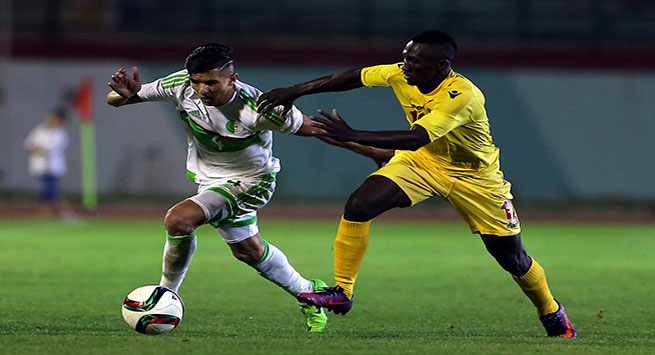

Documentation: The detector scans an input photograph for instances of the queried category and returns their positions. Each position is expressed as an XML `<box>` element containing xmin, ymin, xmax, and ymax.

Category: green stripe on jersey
<box><xmin>186</xmin><ymin>170</ymin><xmax>197</xmax><ymax>182</ymax></box>
<box><xmin>178</xmin><ymin>111</ymin><xmax>261</xmax><ymax>152</ymax></box>
<box><xmin>162</xmin><ymin>79</ymin><xmax>188</xmax><ymax>89</ymax></box>
<box><xmin>162</xmin><ymin>74</ymin><xmax>189</xmax><ymax>83</ymax></box>
<box><xmin>238</xmin><ymin>89</ymin><xmax>286</xmax><ymax>126</ymax></box>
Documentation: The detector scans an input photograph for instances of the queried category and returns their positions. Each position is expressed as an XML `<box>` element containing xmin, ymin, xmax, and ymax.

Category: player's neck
<box><xmin>212</xmin><ymin>87</ymin><xmax>237</xmax><ymax>106</ymax></box>
<box><xmin>417</xmin><ymin>69</ymin><xmax>451</xmax><ymax>94</ymax></box>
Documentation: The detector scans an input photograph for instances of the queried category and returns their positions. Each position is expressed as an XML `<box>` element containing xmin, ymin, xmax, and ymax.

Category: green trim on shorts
<box><xmin>207</xmin><ymin>186</ymin><xmax>237</xmax><ymax>218</ymax></box>
<box><xmin>166</xmin><ymin>231</ymin><xmax>197</xmax><ymax>245</ymax></box>
<box><xmin>249</xmin><ymin>240</ymin><xmax>270</xmax><ymax>266</ymax></box>
<box><xmin>234</xmin><ymin>173</ymin><xmax>277</xmax><ymax>203</ymax></box>
<box><xmin>210</xmin><ymin>215</ymin><xmax>257</xmax><ymax>229</ymax></box>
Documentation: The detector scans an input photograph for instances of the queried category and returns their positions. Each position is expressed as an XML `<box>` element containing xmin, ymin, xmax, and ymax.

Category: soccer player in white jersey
<box><xmin>106</xmin><ymin>43</ymin><xmax>328</xmax><ymax>332</ymax></box>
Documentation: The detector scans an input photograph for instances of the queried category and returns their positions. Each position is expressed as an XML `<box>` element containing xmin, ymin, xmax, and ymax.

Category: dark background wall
<box><xmin>1</xmin><ymin>0</ymin><xmax>654</xmax><ymax>204</ymax></box>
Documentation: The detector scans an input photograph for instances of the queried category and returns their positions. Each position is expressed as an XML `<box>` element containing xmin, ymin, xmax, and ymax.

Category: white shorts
<box><xmin>187</xmin><ymin>173</ymin><xmax>276</xmax><ymax>244</ymax></box>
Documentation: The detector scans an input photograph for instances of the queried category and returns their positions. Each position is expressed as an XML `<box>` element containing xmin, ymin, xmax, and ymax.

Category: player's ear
<box><xmin>230</xmin><ymin>73</ymin><xmax>239</xmax><ymax>84</ymax></box>
<box><xmin>437</xmin><ymin>59</ymin><xmax>450</xmax><ymax>70</ymax></box>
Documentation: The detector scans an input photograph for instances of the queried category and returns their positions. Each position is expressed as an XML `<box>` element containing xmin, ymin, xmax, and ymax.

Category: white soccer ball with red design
<box><xmin>121</xmin><ymin>285</ymin><xmax>184</xmax><ymax>335</ymax></box>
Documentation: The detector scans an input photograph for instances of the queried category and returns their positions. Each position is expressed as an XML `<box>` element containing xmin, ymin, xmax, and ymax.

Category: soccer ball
<box><xmin>121</xmin><ymin>285</ymin><xmax>184</xmax><ymax>335</ymax></box>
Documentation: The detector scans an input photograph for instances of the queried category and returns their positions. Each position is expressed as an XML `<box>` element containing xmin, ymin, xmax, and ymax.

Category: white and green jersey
<box><xmin>137</xmin><ymin>69</ymin><xmax>303</xmax><ymax>185</ymax></box>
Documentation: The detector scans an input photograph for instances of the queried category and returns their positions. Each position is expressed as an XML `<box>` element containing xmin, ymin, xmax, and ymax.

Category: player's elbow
<box><xmin>406</xmin><ymin>126</ymin><xmax>430</xmax><ymax>150</ymax></box>
<box><xmin>106</xmin><ymin>93</ymin><xmax>121</xmax><ymax>107</ymax></box>
<box><xmin>406</xmin><ymin>140</ymin><xmax>428</xmax><ymax>151</ymax></box>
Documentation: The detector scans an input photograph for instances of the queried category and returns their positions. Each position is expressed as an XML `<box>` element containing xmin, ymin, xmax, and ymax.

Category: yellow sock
<box><xmin>512</xmin><ymin>259</ymin><xmax>559</xmax><ymax>316</ymax></box>
<box><xmin>333</xmin><ymin>217</ymin><xmax>371</xmax><ymax>299</ymax></box>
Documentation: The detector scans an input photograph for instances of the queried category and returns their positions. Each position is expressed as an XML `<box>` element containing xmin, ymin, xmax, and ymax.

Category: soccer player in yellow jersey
<box><xmin>257</xmin><ymin>30</ymin><xmax>576</xmax><ymax>338</ymax></box>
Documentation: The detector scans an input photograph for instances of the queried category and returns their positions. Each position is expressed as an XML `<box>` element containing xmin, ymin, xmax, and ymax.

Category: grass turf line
<box><xmin>1</xmin><ymin>219</ymin><xmax>654</xmax><ymax>354</ymax></box>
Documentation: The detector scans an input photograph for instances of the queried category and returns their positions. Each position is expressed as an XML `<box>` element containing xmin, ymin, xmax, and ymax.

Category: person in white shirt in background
<box><xmin>24</xmin><ymin>108</ymin><xmax>70</xmax><ymax>218</ymax></box>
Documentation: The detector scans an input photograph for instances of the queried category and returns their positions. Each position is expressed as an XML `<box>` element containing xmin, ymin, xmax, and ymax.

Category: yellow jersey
<box><xmin>361</xmin><ymin>63</ymin><xmax>500</xmax><ymax>173</ymax></box>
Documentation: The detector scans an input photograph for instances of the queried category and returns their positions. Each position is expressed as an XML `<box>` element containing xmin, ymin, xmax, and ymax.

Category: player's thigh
<box><xmin>347</xmin><ymin>175</ymin><xmax>411</xmax><ymax>210</ymax></box>
<box><xmin>370</xmin><ymin>154</ymin><xmax>451</xmax><ymax>206</ymax></box>
<box><xmin>190</xmin><ymin>174</ymin><xmax>276</xmax><ymax>225</ymax></box>
<box><xmin>195</xmin><ymin>174</ymin><xmax>276</xmax><ymax>244</ymax></box>
<box><xmin>447</xmin><ymin>173</ymin><xmax>521</xmax><ymax>237</ymax></box>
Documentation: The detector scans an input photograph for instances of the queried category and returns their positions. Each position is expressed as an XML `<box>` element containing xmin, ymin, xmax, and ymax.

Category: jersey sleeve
<box><xmin>412</xmin><ymin>87</ymin><xmax>473</xmax><ymax>141</ymax></box>
<box><xmin>136</xmin><ymin>69</ymin><xmax>189</xmax><ymax>102</ymax></box>
<box><xmin>360</xmin><ymin>63</ymin><xmax>403</xmax><ymax>87</ymax></box>
<box><xmin>252</xmin><ymin>105</ymin><xmax>304</xmax><ymax>134</ymax></box>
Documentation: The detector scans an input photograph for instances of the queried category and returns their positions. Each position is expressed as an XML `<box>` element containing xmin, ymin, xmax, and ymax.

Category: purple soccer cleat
<box><xmin>539</xmin><ymin>300</ymin><xmax>577</xmax><ymax>338</ymax></box>
<box><xmin>297</xmin><ymin>285</ymin><xmax>353</xmax><ymax>315</ymax></box>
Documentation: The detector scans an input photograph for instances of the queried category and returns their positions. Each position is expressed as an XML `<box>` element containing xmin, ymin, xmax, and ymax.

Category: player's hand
<box><xmin>310</xmin><ymin>109</ymin><xmax>356</xmax><ymax>142</ymax></box>
<box><xmin>108</xmin><ymin>66</ymin><xmax>142</xmax><ymax>99</ymax></box>
<box><xmin>257</xmin><ymin>87</ymin><xmax>297</xmax><ymax>117</ymax></box>
<box><xmin>316</xmin><ymin>135</ymin><xmax>391</xmax><ymax>168</ymax></box>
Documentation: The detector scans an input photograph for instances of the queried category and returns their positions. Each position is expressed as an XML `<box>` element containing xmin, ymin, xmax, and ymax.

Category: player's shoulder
<box><xmin>384</xmin><ymin>62</ymin><xmax>405</xmax><ymax>76</ymax></box>
<box><xmin>363</xmin><ymin>62</ymin><xmax>404</xmax><ymax>77</ymax></box>
<box><xmin>158</xmin><ymin>69</ymin><xmax>190</xmax><ymax>93</ymax></box>
<box><xmin>447</xmin><ymin>71</ymin><xmax>475</xmax><ymax>91</ymax></box>
<box><xmin>235</xmin><ymin>80</ymin><xmax>263</xmax><ymax>102</ymax></box>
<box><xmin>160</xmin><ymin>69</ymin><xmax>189</xmax><ymax>82</ymax></box>
<box><xmin>440</xmin><ymin>71</ymin><xmax>481</xmax><ymax>99</ymax></box>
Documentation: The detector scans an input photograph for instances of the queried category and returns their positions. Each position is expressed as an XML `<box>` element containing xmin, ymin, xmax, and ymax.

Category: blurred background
<box><xmin>1</xmin><ymin>0</ymin><xmax>654</xmax><ymax>218</ymax></box>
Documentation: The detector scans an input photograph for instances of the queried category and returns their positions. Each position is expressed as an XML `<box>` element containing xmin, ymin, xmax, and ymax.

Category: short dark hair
<box><xmin>410</xmin><ymin>30</ymin><xmax>458</xmax><ymax>61</ymax></box>
<box><xmin>185</xmin><ymin>43</ymin><xmax>234</xmax><ymax>74</ymax></box>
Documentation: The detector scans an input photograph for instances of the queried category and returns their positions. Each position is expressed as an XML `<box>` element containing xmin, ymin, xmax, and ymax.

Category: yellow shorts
<box><xmin>371</xmin><ymin>151</ymin><xmax>521</xmax><ymax>236</ymax></box>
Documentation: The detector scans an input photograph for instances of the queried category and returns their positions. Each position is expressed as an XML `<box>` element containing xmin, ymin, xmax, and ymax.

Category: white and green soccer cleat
<box><xmin>298</xmin><ymin>279</ymin><xmax>329</xmax><ymax>333</ymax></box>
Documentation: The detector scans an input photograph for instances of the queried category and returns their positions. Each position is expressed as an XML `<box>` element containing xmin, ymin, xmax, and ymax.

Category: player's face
<box><xmin>189</xmin><ymin>68</ymin><xmax>238</xmax><ymax>106</ymax></box>
<box><xmin>401</xmin><ymin>41</ymin><xmax>446</xmax><ymax>88</ymax></box>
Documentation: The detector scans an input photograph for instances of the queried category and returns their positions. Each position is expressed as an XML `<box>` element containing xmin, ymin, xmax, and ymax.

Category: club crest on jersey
<box><xmin>502</xmin><ymin>200</ymin><xmax>520</xmax><ymax>229</ymax></box>
<box><xmin>188</xmin><ymin>110</ymin><xmax>202</xmax><ymax>118</ymax></box>
<box><xmin>226</xmin><ymin>121</ymin><xmax>244</xmax><ymax>134</ymax></box>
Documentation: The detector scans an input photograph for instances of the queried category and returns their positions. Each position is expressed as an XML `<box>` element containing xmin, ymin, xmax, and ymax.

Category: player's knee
<box><xmin>164</xmin><ymin>209</ymin><xmax>196</xmax><ymax>236</ymax></box>
<box><xmin>497</xmin><ymin>252</ymin><xmax>531</xmax><ymax>276</ymax></box>
<box><xmin>344</xmin><ymin>193</ymin><xmax>374</xmax><ymax>221</ymax></box>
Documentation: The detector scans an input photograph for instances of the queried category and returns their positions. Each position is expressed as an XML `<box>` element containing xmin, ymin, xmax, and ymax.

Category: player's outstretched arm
<box><xmin>311</xmin><ymin>109</ymin><xmax>430</xmax><ymax>151</ymax></box>
<box><xmin>317</xmin><ymin>136</ymin><xmax>394</xmax><ymax>168</ymax></box>
<box><xmin>295</xmin><ymin>114</ymin><xmax>392</xmax><ymax>167</ymax></box>
<box><xmin>107</xmin><ymin>67</ymin><xmax>144</xmax><ymax>107</ymax></box>
<box><xmin>257</xmin><ymin>68</ymin><xmax>364</xmax><ymax>116</ymax></box>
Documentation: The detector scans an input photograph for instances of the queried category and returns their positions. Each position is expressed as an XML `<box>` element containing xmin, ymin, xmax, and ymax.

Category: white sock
<box><xmin>159</xmin><ymin>233</ymin><xmax>197</xmax><ymax>293</ymax></box>
<box><xmin>251</xmin><ymin>241</ymin><xmax>313</xmax><ymax>296</ymax></box>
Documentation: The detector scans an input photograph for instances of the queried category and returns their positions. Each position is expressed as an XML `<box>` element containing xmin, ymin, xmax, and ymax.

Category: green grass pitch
<box><xmin>1</xmin><ymin>218</ymin><xmax>654</xmax><ymax>354</ymax></box>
